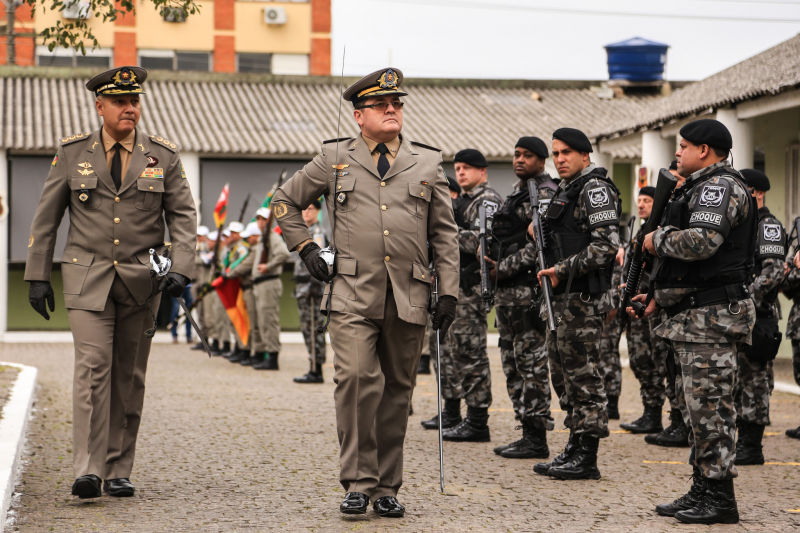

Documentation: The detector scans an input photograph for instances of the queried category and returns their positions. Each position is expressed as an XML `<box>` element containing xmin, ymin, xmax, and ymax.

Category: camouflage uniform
<box><xmin>543</xmin><ymin>164</ymin><xmax>620</xmax><ymax>438</ymax></box>
<box><xmin>430</xmin><ymin>317</ymin><xmax>461</xmax><ymax>399</ymax></box>
<box><xmin>734</xmin><ymin>207</ymin><xmax>785</xmax><ymax>426</ymax></box>
<box><xmin>783</xmin><ymin>266</ymin><xmax>800</xmax><ymax>384</ymax></box>
<box><xmin>493</xmin><ymin>174</ymin><xmax>557</xmax><ymax>429</ymax></box>
<box><xmin>651</xmin><ymin>162</ymin><xmax>756</xmax><ymax>480</ymax></box>
<box><xmin>597</xmin><ymin>263</ymin><xmax>623</xmax><ymax>402</ymax></box>
<box><xmin>450</xmin><ymin>182</ymin><xmax>502</xmax><ymax>409</ymax></box>
<box><xmin>293</xmin><ymin>222</ymin><xmax>327</xmax><ymax>367</ymax></box>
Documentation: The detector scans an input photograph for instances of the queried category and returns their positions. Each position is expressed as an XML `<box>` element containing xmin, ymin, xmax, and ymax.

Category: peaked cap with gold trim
<box><xmin>86</xmin><ymin>66</ymin><xmax>147</xmax><ymax>96</ymax></box>
<box><xmin>343</xmin><ymin>67</ymin><xmax>407</xmax><ymax>104</ymax></box>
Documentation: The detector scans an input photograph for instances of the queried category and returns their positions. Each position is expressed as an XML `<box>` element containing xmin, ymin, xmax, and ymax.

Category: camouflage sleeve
<box><xmin>459</xmin><ymin>228</ymin><xmax>480</xmax><ymax>256</ymax></box>
<box><xmin>554</xmin><ymin>224</ymin><xmax>619</xmax><ymax>280</ymax></box>
<box><xmin>652</xmin><ymin>225</ymin><xmax>725</xmax><ymax>261</ymax></box>
<box><xmin>749</xmin><ymin>257</ymin><xmax>785</xmax><ymax>308</ymax></box>
<box><xmin>781</xmin><ymin>266</ymin><xmax>800</xmax><ymax>298</ymax></box>
<box><xmin>497</xmin><ymin>241</ymin><xmax>537</xmax><ymax>279</ymax></box>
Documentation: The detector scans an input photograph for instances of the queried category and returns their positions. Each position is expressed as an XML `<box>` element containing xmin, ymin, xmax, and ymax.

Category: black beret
<box><xmin>669</xmin><ymin>159</ymin><xmax>678</xmax><ymax>171</ymax></box>
<box><xmin>446</xmin><ymin>175</ymin><xmax>461</xmax><ymax>194</ymax></box>
<box><xmin>343</xmin><ymin>67</ymin><xmax>407</xmax><ymax>104</ymax></box>
<box><xmin>739</xmin><ymin>169</ymin><xmax>770</xmax><ymax>191</ymax></box>
<box><xmin>679</xmin><ymin>119</ymin><xmax>732</xmax><ymax>151</ymax></box>
<box><xmin>86</xmin><ymin>66</ymin><xmax>147</xmax><ymax>96</ymax></box>
<box><xmin>638</xmin><ymin>186</ymin><xmax>656</xmax><ymax>198</ymax></box>
<box><xmin>453</xmin><ymin>148</ymin><xmax>488</xmax><ymax>168</ymax></box>
<box><xmin>515</xmin><ymin>136</ymin><xmax>548</xmax><ymax>159</ymax></box>
<box><xmin>552</xmin><ymin>127</ymin><xmax>593</xmax><ymax>153</ymax></box>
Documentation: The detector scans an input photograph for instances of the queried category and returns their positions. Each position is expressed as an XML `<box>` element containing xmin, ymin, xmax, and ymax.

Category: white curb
<box><xmin>0</xmin><ymin>363</ymin><xmax>37</xmax><ymax>529</ymax></box>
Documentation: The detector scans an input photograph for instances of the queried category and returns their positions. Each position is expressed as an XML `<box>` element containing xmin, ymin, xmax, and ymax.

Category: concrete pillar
<box><xmin>641</xmin><ymin>130</ymin><xmax>675</xmax><ymax>185</ymax></box>
<box><xmin>0</xmin><ymin>149</ymin><xmax>8</xmax><ymax>336</ymax></box>
<box><xmin>181</xmin><ymin>152</ymin><xmax>201</xmax><ymax>225</ymax></box>
<box><xmin>715</xmin><ymin>108</ymin><xmax>754</xmax><ymax>169</ymax></box>
<box><xmin>591</xmin><ymin>144</ymin><xmax>612</xmax><ymax>171</ymax></box>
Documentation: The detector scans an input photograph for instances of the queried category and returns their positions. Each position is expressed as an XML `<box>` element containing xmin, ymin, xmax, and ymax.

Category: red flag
<box><xmin>211</xmin><ymin>275</ymin><xmax>250</xmax><ymax>346</ymax></box>
<box><xmin>214</xmin><ymin>183</ymin><xmax>230</xmax><ymax>228</ymax></box>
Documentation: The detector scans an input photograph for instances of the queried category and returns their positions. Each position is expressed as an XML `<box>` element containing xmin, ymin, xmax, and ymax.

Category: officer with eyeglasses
<box><xmin>271</xmin><ymin>68</ymin><xmax>459</xmax><ymax>518</ymax></box>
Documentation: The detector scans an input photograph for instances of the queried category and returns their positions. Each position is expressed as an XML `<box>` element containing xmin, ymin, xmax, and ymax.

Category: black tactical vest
<box><xmin>654</xmin><ymin>170</ymin><xmax>756</xmax><ymax>289</ymax></box>
<box><xmin>751</xmin><ymin>206</ymin><xmax>786</xmax><ymax>311</ymax></box>
<box><xmin>543</xmin><ymin>169</ymin><xmax>620</xmax><ymax>295</ymax></box>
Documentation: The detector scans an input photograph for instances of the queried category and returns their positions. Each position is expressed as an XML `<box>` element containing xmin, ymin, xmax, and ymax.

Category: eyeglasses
<box><xmin>357</xmin><ymin>100</ymin><xmax>405</xmax><ymax>111</ymax></box>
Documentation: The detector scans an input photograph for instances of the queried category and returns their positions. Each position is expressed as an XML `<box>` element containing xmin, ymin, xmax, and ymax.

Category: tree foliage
<box><xmin>22</xmin><ymin>0</ymin><xmax>201</xmax><ymax>54</ymax></box>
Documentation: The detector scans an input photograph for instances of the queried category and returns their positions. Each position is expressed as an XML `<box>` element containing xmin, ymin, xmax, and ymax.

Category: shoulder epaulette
<box><xmin>323</xmin><ymin>137</ymin><xmax>353</xmax><ymax>145</ymax></box>
<box><xmin>410</xmin><ymin>140</ymin><xmax>441</xmax><ymax>152</ymax></box>
<box><xmin>60</xmin><ymin>133</ymin><xmax>90</xmax><ymax>146</ymax></box>
<box><xmin>150</xmin><ymin>135</ymin><xmax>178</xmax><ymax>152</ymax></box>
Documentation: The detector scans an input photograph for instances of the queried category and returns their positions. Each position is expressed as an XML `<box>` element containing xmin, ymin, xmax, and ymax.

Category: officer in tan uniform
<box><xmin>25</xmin><ymin>66</ymin><xmax>197</xmax><ymax>499</ymax></box>
<box><xmin>272</xmin><ymin>68</ymin><xmax>459</xmax><ymax>518</ymax></box>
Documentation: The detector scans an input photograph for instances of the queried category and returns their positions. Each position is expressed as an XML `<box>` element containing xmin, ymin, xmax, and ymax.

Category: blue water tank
<box><xmin>605</xmin><ymin>37</ymin><xmax>669</xmax><ymax>82</ymax></box>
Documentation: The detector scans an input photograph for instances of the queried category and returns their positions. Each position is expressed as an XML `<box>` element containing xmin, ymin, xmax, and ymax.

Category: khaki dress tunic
<box><xmin>272</xmin><ymin>134</ymin><xmax>459</xmax><ymax>499</ymax></box>
<box><xmin>25</xmin><ymin>128</ymin><xmax>197</xmax><ymax>479</ymax></box>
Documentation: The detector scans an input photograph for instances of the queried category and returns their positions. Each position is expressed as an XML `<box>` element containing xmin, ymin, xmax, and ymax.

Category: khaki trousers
<box><xmin>330</xmin><ymin>290</ymin><xmax>425</xmax><ymax>499</ymax></box>
<box><xmin>253</xmin><ymin>278</ymin><xmax>282</xmax><ymax>353</ymax></box>
<box><xmin>67</xmin><ymin>276</ymin><xmax>159</xmax><ymax>479</ymax></box>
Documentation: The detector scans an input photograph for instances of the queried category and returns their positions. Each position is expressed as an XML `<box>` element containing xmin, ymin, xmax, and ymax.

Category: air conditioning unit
<box><xmin>62</xmin><ymin>0</ymin><xmax>91</xmax><ymax>20</ymax></box>
<box><xmin>162</xmin><ymin>7</ymin><xmax>188</xmax><ymax>23</ymax></box>
<box><xmin>264</xmin><ymin>6</ymin><xmax>287</xmax><ymax>25</ymax></box>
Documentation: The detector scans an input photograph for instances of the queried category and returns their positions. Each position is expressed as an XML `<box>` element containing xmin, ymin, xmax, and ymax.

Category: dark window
<box><xmin>37</xmin><ymin>54</ymin><xmax>109</xmax><ymax>68</ymax></box>
<box><xmin>140</xmin><ymin>55</ymin><xmax>174</xmax><ymax>71</ymax></box>
<box><xmin>75</xmin><ymin>55</ymin><xmax>111</xmax><ymax>68</ymax></box>
<box><xmin>176</xmin><ymin>52</ymin><xmax>210</xmax><ymax>71</ymax></box>
<box><xmin>237</xmin><ymin>53</ymin><xmax>272</xmax><ymax>73</ymax></box>
<box><xmin>37</xmin><ymin>55</ymin><xmax>73</xmax><ymax>67</ymax></box>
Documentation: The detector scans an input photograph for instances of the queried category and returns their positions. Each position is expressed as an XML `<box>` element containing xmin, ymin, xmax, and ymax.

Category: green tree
<box><xmin>23</xmin><ymin>0</ymin><xmax>201</xmax><ymax>54</ymax></box>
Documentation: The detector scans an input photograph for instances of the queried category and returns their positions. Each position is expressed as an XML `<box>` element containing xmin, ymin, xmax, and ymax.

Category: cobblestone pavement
<box><xmin>3</xmin><ymin>341</ymin><xmax>800</xmax><ymax>532</ymax></box>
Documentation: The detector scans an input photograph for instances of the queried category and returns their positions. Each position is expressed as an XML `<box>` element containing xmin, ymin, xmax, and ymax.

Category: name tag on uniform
<box><xmin>140</xmin><ymin>167</ymin><xmax>164</xmax><ymax>179</ymax></box>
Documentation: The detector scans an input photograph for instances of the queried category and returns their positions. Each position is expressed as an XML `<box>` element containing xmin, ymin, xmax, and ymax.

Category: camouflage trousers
<box><xmin>793</xmin><ymin>340</ymin><xmax>800</xmax><ymax>386</ymax></box>
<box><xmin>627</xmin><ymin>315</ymin><xmax>668</xmax><ymax>409</ymax></box>
<box><xmin>297</xmin><ymin>291</ymin><xmax>326</xmax><ymax>366</ymax></box>
<box><xmin>449</xmin><ymin>297</ymin><xmax>491</xmax><ymax>408</ymax></box>
<box><xmin>734</xmin><ymin>352</ymin><xmax>773</xmax><ymax>425</ymax></box>
<box><xmin>496</xmin><ymin>305</ymin><xmax>553</xmax><ymax>430</ymax></box>
<box><xmin>430</xmin><ymin>319</ymin><xmax>462</xmax><ymax>401</ymax></box>
<box><xmin>671</xmin><ymin>339</ymin><xmax>738</xmax><ymax>480</ymax></box>
<box><xmin>598</xmin><ymin>311</ymin><xmax>623</xmax><ymax>398</ymax></box>
<box><xmin>547</xmin><ymin>313</ymin><xmax>609</xmax><ymax>438</ymax></box>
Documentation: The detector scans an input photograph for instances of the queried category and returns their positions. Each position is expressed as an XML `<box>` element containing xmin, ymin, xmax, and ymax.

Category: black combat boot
<box><xmin>442</xmin><ymin>406</ymin><xmax>490</xmax><ymax>442</ymax></box>
<box><xmin>534</xmin><ymin>431</ymin><xmax>577</xmax><ymax>475</ymax></box>
<box><xmin>227</xmin><ymin>348</ymin><xmax>249</xmax><ymax>363</ymax></box>
<box><xmin>734</xmin><ymin>421</ymin><xmax>765</xmax><ymax>465</ymax></box>
<box><xmin>499</xmin><ymin>419</ymin><xmax>549</xmax><ymax>459</ymax></box>
<box><xmin>674</xmin><ymin>478</ymin><xmax>739</xmax><ymax>524</ymax></box>
<box><xmin>645</xmin><ymin>408</ymin><xmax>690</xmax><ymax>447</ymax></box>
<box><xmin>606</xmin><ymin>396</ymin><xmax>620</xmax><ymax>420</ymax></box>
<box><xmin>254</xmin><ymin>351</ymin><xmax>279</xmax><ymax>370</ymax></box>
<box><xmin>786</xmin><ymin>425</ymin><xmax>800</xmax><ymax>439</ymax></box>
<box><xmin>655</xmin><ymin>466</ymin><xmax>705</xmax><ymax>516</ymax></box>
<box><xmin>220</xmin><ymin>341</ymin><xmax>234</xmax><ymax>358</ymax></box>
<box><xmin>421</xmin><ymin>399</ymin><xmax>462</xmax><ymax>430</ymax></box>
<box><xmin>294</xmin><ymin>365</ymin><xmax>323</xmax><ymax>383</ymax></box>
<box><xmin>209</xmin><ymin>339</ymin><xmax>222</xmax><ymax>355</ymax></box>
<box><xmin>417</xmin><ymin>355</ymin><xmax>431</xmax><ymax>375</ymax></box>
<box><xmin>621</xmin><ymin>405</ymin><xmax>663</xmax><ymax>434</ymax></box>
<box><xmin>547</xmin><ymin>434</ymin><xmax>601</xmax><ymax>480</ymax></box>
<box><xmin>190</xmin><ymin>342</ymin><xmax>206</xmax><ymax>351</ymax></box>
<box><xmin>493</xmin><ymin>425</ymin><xmax>525</xmax><ymax>455</ymax></box>
<box><xmin>239</xmin><ymin>353</ymin><xmax>257</xmax><ymax>366</ymax></box>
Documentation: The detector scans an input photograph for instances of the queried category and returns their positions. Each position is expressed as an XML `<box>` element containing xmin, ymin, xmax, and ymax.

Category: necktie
<box><xmin>111</xmin><ymin>143</ymin><xmax>122</xmax><ymax>190</ymax></box>
<box><xmin>376</xmin><ymin>143</ymin><xmax>390</xmax><ymax>178</ymax></box>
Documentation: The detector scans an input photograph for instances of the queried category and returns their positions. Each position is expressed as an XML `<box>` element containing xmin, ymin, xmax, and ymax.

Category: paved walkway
<box><xmin>3</xmin><ymin>341</ymin><xmax>800</xmax><ymax>532</ymax></box>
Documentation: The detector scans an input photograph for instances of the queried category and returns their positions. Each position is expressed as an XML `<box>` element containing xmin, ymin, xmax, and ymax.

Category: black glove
<box><xmin>159</xmin><ymin>272</ymin><xmax>190</xmax><ymax>298</ymax></box>
<box><xmin>299</xmin><ymin>242</ymin><xmax>333</xmax><ymax>283</ymax></box>
<box><xmin>432</xmin><ymin>295</ymin><xmax>457</xmax><ymax>335</ymax></box>
<box><xmin>29</xmin><ymin>281</ymin><xmax>55</xmax><ymax>320</ymax></box>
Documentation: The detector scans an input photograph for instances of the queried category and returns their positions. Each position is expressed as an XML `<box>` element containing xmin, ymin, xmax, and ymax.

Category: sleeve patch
<box><xmin>689</xmin><ymin>180</ymin><xmax>731</xmax><ymax>234</ymax></box>
<box><xmin>758</xmin><ymin>221</ymin><xmax>786</xmax><ymax>258</ymax></box>
<box><xmin>583</xmin><ymin>183</ymin><xmax>618</xmax><ymax>228</ymax></box>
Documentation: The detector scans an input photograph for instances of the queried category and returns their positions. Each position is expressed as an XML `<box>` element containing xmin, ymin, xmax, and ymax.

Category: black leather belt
<box><xmin>665</xmin><ymin>284</ymin><xmax>749</xmax><ymax>318</ymax></box>
<box><xmin>252</xmin><ymin>274</ymin><xmax>280</xmax><ymax>286</ymax></box>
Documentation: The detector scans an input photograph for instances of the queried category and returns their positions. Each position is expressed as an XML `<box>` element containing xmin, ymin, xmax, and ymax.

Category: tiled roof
<box><xmin>597</xmin><ymin>34</ymin><xmax>800</xmax><ymax>139</ymax></box>
<box><xmin>0</xmin><ymin>67</ymin><xmax>657</xmax><ymax>160</ymax></box>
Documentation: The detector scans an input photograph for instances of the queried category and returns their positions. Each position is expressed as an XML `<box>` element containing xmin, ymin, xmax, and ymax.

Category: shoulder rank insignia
<box><xmin>410</xmin><ymin>140</ymin><xmax>441</xmax><ymax>152</ymax></box>
<box><xmin>150</xmin><ymin>135</ymin><xmax>178</xmax><ymax>152</ymax></box>
<box><xmin>323</xmin><ymin>137</ymin><xmax>354</xmax><ymax>145</ymax></box>
<box><xmin>61</xmin><ymin>132</ymin><xmax>90</xmax><ymax>146</ymax></box>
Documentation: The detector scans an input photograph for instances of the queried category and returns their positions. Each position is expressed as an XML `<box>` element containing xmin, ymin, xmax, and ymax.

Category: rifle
<box><xmin>527</xmin><ymin>180</ymin><xmax>557</xmax><ymax>333</ymax></box>
<box><xmin>625</xmin><ymin>214</ymin><xmax>637</xmax><ymax>246</ymax></box>
<box><xmin>259</xmin><ymin>169</ymin><xmax>287</xmax><ymax>265</ymax></box>
<box><xmin>237</xmin><ymin>193</ymin><xmax>252</xmax><ymax>224</ymax></box>
<box><xmin>622</xmin><ymin>168</ymin><xmax>678</xmax><ymax>317</ymax></box>
<box><xmin>787</xmin><ymin>216</ymin><xmax>800</xmax><ymax>259</ymax></box>
<box><xmin>478</xmin><ymin>201</ymin><xmax>496</xmax><ymax>313</ymax></box>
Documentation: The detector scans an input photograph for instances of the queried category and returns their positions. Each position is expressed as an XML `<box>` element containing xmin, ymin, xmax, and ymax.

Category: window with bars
<box><xmin>237</xmin><ymin>53</ymin><xmax>272</xmax><ymax>73</ymax></box>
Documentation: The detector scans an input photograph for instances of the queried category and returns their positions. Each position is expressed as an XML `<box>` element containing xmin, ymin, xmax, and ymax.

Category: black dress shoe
<box><xmin>340</xmin><ymin>492</ymin><xmax>369</xmax><ymax>514</ymax></box>
<box><xmin>71</xmin><ymin>474</ymin><xmax>102</xmax><ymax>499</ymax></box>
<box><xmin>103</xmin><ymin>477</ymin><xmax>135</xmax><ymax>497</ymax></box>
<box><xmin>294</xmin><ymin>370</ymin><xmax>323</xmax><ymax>383</ymax></box>
<box><xmin>373</xmin><ymin>495</ymin><xmax>405</xmax><ymax>517</ymax></box>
